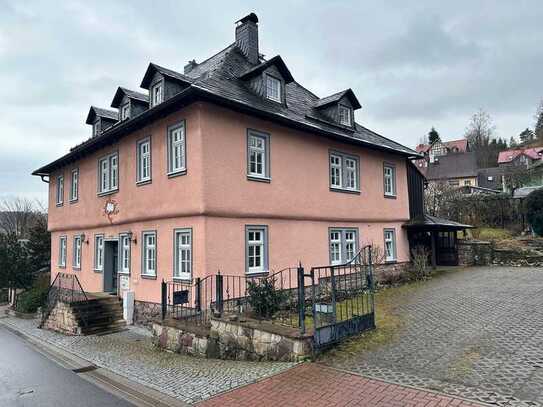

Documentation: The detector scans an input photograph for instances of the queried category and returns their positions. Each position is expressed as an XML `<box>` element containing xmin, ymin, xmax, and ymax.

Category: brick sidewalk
<box><xmin>200</xmin><ymin>364</ymin><xmax>483</xmax><ymax>407</ymax></box>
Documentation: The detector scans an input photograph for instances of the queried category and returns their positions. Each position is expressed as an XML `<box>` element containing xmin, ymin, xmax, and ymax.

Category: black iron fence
<box><xmin>40</xmin><ymin>272</ymin><xmax>89</xmax><ymax>328</ymax></box>
<box><xmin>162</xmin><ymin>245</ymin><xmax>375</xmax><ymax>351</ymax></box>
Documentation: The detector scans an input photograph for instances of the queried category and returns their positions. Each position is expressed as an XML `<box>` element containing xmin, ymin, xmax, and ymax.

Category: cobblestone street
<box><xmin>322</xmin><ymin>266</ymin><xmax>543</xmax><ymax>407</ymax></box>
<box><xmin>0</xmin><ymin>317</ymin><xmax>295</xmax><ymax>404</ymax></box>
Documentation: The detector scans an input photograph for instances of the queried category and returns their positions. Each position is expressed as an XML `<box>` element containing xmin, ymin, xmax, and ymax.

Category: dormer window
<box><xmin>266</xmin><ymin>75</ymin><xmax>281</xmax><ymax>103</ymax></box>
<box><xmin>151</xmin><ymin>82</ymin><xmax>163</xmax><ymax>107</ymax></box>
<box><xmin>338</xmin><ymin>104</ymin><xmax>352</xmax><ymax>126</ymax></box>
<box><xmin>121</xmin><ymin>104</ymin><xmax>130</xmax><ymax>120</ymax></box>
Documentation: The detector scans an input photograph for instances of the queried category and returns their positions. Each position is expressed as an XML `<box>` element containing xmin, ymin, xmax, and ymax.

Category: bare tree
<box><xmin>0</xmin><ymin>197</ymin><xmax>43</xmax><ymax>238</ymax></box>
<box><xmin>464</xmin><ymin>109</ymin><xmax>498</xmax><ymax>168</ymax></box>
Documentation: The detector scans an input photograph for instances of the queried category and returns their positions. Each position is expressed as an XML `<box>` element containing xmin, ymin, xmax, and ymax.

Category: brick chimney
<box><xmin>235</xmin><ymin>13</ymin><xmax>259</xmax><ymax>64</ymax></box>
<box><xmin>184</xmin><ymin>59</ymin><xmax>197</xmax><ymax>74</ymax></box>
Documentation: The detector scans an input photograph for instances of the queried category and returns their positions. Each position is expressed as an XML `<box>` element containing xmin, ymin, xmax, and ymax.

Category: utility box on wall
<box><xmin>123</xmin><ymin>291</ymin><xmax>135</xmax><ymax>324</ymax></box>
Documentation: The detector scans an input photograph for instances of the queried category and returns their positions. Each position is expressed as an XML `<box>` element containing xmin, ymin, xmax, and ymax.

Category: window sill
<box><xmin>136</xmin><ymin>179</ymin><xmax>152</xmax><ymax>187</ymax></box>
<box><xmin>384</xmin><ymin>194</ymin><xmax>397</xmax><ymax>199</ymax></box>
<box><xmin>141</xmin><ymin>274</ymin><xmax>157</xmax><ymax>280</ymax></box>
<box><xmin>384</xmin><ymin>260</ymin><xmax>397</xmax><ymax>264</ymax></box>
<box><xmin>58</xmin><ymin>265</ymin><xmax>66</xmax><ymax>269</ymax></box>
<box><xmin>245</xmin><ymin>270</ymin><xmax>269</xmax><ymax>277</ymax></box>
<box><xmin>56</xmin><ymin>203</ymin><xmax>64</xmax><ymax>207</ymax></box>
<box><xmin>73</xmin><ymin>267</ymin><xmax>81</xmax><ymax>271</ymax></box>
<box><xmin>97</xmin><ymin>189</ymin><xmax>118</xmax><ymax>197</ymax></box>
<box><xmin>69</xmin><ymin>198</ymin><xmax>78</xmax><ymax>204</ymax></box>
<box><xmin>330</xmin><ymin>187</ymin><xmax>360</xmax><ymax>195</ymax></box>
<box><xmin>247</xmin><ymin>175</ymin><xmax>271</xmax><ymax>183</ymax></box>
<box><xmin>168</xmin><ymin>169</ymin><xmax>187</xmax><ymax>179</ymax></box>
<box><xmin>93</xmin><ymin>269</ymin><xmax>103</xmax><ymax>273</ymax></box>
<box><xmin>118</xmin><ymin>271</ymin><xmax>130</xmax><ymax>276</ymax></box>
<box><xmin>173</xmin><ymin>277</ymin><xmax>192</xmax><ymax>283</ymax></box>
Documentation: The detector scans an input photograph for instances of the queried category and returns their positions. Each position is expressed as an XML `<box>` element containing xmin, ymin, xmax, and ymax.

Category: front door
<box><xmin>103</xmin><ymin>240</ymin><xmax>119</xmax><ymax>293</ymax></box>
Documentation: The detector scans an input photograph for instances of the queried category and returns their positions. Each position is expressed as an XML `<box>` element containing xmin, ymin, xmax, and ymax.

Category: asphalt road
<box><xmin>0</xmin><ymin>325</ymin><xmax>133</xmax><ymax>407</ymax></box>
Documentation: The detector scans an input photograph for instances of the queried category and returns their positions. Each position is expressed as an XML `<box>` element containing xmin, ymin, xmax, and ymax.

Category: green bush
<box><xmin>246</xmin><ymin>278</ymin><xmax>286</xmax><ymax>319</ymax></box>
<box><xmin>16</xmin><ymin>284</ymin><xmax>49</xmax><ymax>314</ymax></box>
<box><xmin>526</xmin><ymin>189</ymin><xmax>543</xmax><ymax>236</ymax></box>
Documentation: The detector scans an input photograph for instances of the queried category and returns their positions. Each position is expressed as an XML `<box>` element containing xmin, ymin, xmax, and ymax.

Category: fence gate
<box><xmin>309</xmin><ymin>245</ymin><xmax>375</xmax><ymax>351</ymax></box>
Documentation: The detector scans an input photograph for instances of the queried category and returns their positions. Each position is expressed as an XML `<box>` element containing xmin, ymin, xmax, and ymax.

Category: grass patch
<box><xmin>461</xmin><ymin>227</ymin><xmax>513</xmax><ymax>241</ymax></box>
<box><xmin>447</xmin><ymin>347</ymin><xmax>480</xmax><ymax>381</ymax></box>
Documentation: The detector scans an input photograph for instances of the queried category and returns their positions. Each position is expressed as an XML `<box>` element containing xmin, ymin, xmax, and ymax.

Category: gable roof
<box><xmin>85</xmin><ymin>106</ymin><xmax>118</xmax><ymax>125</ymax></box>
<box><xmin>140</xmin><ymin>63</ymin><xmax>193</xmax><ymax>89</ymax></box>
<box><xmin>239</xmin><ymin>55</ymin><xmax>294</xmax><ymax>83</ymax></box>
<box><xmin>416</xmin><ymin>139</ymin><xmax>468</xmax><ymax>154</ymax></box>
<box><xmin>111</xmin><ymin>87</ymin><xmax>149</xmax><ymax>108</ymax></box>
<box><xmin>314</xmin><ymin>89</ymin><xmax>361</xmax><ymax>110</ymax></box>
<box><xmin>425</xmin><ymin>152</ymin><xmax>478</xmax><ymax>180</ymax></box>
<box><xmin>33</xmin><ymin>24</ymin><xmax>420</xmax><ymax>177</ymax></box>
<box><xmin>498</xmin><ymin>147</ymin><xmax>543</xmax><ymax>164</ymax></box>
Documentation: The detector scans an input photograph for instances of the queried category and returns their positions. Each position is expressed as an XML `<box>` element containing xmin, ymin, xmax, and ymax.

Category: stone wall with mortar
<box><xmin>134</xmin><ymin>300</ymin><xmax>162</xmax><ymax>326</ymax></box>
<box><xmin>42</xmin><ymin>301</ymin><xmax>81</xmax><ymax>335</ymax></box>
<box><xmin>492</xmin><ymin>249</ymin><xmax>543</xmax><ymax>267</ymax></box>
<box><xmin>152</xmin><ymin>317</ymin><xmax>312</xmax><ymax>362</ymax></box>
<box><xmin>457</xmin><ymin>240</ymin><xmax>493</xmax><ymax>266</ymax></box>
<box><xmin>373</xmin><ymin>262</ymin><xmax>411</xmax><ymax>285</ymax></box>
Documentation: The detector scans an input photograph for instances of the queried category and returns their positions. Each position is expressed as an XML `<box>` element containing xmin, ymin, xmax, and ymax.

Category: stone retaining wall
<box><xmin>457</xmin><ymin>240</ymin><xmax>493</xmax><ymax>266</ymax></box>
<box><xmin>41</xmin><ymin>301</ymin><xmax>81</xmax><ymax>335</ymax></box>
<box><xmin>134</xmin><ymin>300</ymin><xmax>162</xmax><ymax>326</ymax></box>
<box><xmin>492</xmin><ymin>249</ymin><xmax>543</xmax><ymax>267</ymax></box>
<box><xmin>458</xmin><ymin>239</ymin><xmax>543</xmax><ymax>267</ymax></box>
<box><xmin>152</xmin><ymin>317</ymin><xmax>312</xmax><ymax>362</ymax></box>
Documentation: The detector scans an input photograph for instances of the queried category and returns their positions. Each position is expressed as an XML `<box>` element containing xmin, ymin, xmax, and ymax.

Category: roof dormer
<box><xmin>140</xmin><ymin>63</ymin><xmax>192</xmax><ymax>108</ymax></box>
<box><xmin>313</xmin><ymin>89</ymin><xmax>361</xmax><ymax>128</ymax></box>
<box><xmin>239</xmin><ymin>55</ymin><xmax>294</xmax><ymax>105</ymax></box>
<box><xmin>85</xmin><ymin>106</ymin><xmax>118</xmax><ymax>137</ymax></box>
<box><xmin>111</xmin><ymin>87</ymin><xmax>149</xmax><ymax>121</ymax></box>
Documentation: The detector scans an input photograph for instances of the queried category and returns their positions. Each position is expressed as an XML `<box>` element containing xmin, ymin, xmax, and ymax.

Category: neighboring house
<box><xmin>416</xmin><ymin>139</ymin><xmax>469</xmax><ymax>165</ymax></box>
<box><xmin>477</xmin><ymin>167</ymin><xmax>505</xmax><ymax>191</ymax></box>
<box><xmin>424</xmin><ymin>152</ymin><xmax>478</xmax><ymax>187</ymax></box>
<box><xmin>33</xmin><ymin>13</ymin><xmax>421</xmax><ymax>318</ymax></box>
<box><xmin>498</xmin><ymin>147</ymin><xmax>543</xmax><ymax>169</ymax></box>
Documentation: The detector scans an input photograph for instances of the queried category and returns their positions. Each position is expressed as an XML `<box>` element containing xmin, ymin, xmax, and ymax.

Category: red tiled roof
<box><xmin>498</xmin><ymin>147</ymin><xmax>543</xmax><ymax>163</ymax></box>
<box><xmin>416</xmin><ymin>139</ymin><xmax>468</xmax><ymax>154</ymax></box>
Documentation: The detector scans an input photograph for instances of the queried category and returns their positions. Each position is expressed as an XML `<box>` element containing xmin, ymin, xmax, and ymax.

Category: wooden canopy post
<box><xmin>430</xmin><ymin>231</ymin><xmax>437</xmax><ymax>269</ymax></box>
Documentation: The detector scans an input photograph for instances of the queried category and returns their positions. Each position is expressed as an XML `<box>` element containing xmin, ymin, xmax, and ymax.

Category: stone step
<box><xmin>80</xmin><ymin>320</ymin><xmax>126</xmax><ymax>335</ymax></box>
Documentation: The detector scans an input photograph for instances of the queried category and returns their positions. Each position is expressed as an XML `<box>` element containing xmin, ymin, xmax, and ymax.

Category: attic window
<box><xmin>266</xmin><ymin>75</ymin><xmax>281</xmax><ymax>103</ymax></box>
<box><xmin>151</xmin><ymin>82</ymin><xmax>163</xmax><ymax>107</ymax></box>
<box><xmin>93</xmin><ymin>122</ymin><xmax>100</xmax><ymax>137</ymax></box>
<box><xmin>121</xmin><ymin>104</ymin><xmax>130</xmax><ymax>120</ymax></box>
<box><xmin>338</xmin><ymin>105</ymin><xmax>352</xmax><ymax>126</ymax></box>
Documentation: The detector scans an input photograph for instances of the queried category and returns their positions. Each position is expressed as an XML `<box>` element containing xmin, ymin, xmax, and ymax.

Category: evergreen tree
<box><xmin>535</xmin><ymin>99</ymin><xmax>543</xmax><ymax>141</ymax></box>
<box><xmin>26</xmin><ymin>214</ymin><xmax>50</xmax><ymax>273</ymax></box>
<box><xmin>428</xmin><ymin>127</ymin><xmax>440</xmax><ymax>144</ymax></box>
<box><xmin>519</xmin><ymin>128</ymin><xmax>535</xmax><ymax>144</ymax></box>
<box><xmin>510</xmin><ymin>136</ymin><xmax>517</xmax><ymax>148</ymax></box>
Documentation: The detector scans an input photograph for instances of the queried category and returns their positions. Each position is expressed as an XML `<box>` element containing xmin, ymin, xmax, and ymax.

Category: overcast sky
<box><xmin>1</xmin><ymin>0</ymin><xmax>542</xmax><ymax>204</ymax></box>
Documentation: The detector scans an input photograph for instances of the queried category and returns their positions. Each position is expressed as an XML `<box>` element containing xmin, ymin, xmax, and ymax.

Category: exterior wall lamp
<box><xmin>81</xmin><ymin>233</ymin><xmax>89</xmax><ymax>245</ymax></box>
<box><xmin>127</xmin><ymin>231</ymin><xmax>137</xmax><ymax>245</ymax></box>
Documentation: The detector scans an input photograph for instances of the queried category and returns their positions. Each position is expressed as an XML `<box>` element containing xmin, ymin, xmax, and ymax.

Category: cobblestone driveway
<box><xmin>323</xmin><ymin>267</ymin><xmax>543</xmax><ymax>407</ymax></box>
<box><xmin>0</xmin><ymin>317</ymin><xmax>295</xmax><ymax>404</ymax></box>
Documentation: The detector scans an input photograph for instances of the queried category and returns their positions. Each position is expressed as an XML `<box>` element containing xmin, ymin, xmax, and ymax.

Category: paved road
<box><xmin>323</xmin><ymin>266</ymin><xmax>543</xmax><ymax>407</ymax></box>
<box><xmin>0</xmin><ymin>325</ymin><xmax>133</xmax><ymax>407</ymax></box>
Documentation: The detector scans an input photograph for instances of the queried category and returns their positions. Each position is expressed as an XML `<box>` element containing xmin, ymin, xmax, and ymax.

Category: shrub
<box><xmin>16</xmin><ymin>283</ymin><xmax>49</xmax><ymax>314</ymax></box>
<box><xmin>526</xmin><ymin>189</ymin><xmax>543</xmax><ymax>236</ymax></box>
<box><xmin>246</xmin><ymin>278</ymin><xmax>286</xmax><ymax>319</ymax></box>
<box><xmin>409</xmin><ymin>245</ymin><xmax>431</xmax><ymax>281</ymax></box>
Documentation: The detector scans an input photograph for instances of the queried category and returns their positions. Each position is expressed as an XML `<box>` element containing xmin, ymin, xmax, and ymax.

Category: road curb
<box><xmin>0</xmin><ymin>320</ymin><xmax>188</xmax><ymax>407</ymax></box>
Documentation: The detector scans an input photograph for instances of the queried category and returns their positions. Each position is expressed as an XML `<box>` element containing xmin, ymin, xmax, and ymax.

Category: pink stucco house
<box><xmin>33</xmin><ymin>13</ymin><xmax>422</xmax><ymax>322</ymax></box>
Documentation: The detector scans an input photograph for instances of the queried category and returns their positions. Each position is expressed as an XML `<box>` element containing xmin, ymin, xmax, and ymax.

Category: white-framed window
<box><xmin>93</xmin><ymin>121</ymin><xmax>100</xmax><ymax>137</ymax></box>
<box><xmin>58</xmin><ymin>236</ymin><xmax>67</xmax><ymax>267</ymax></box>
<box><xmin>487</xmin><ymin>176</ymin><xmax>494</xmax><ymax>181</ymax></box>
<box><xmin>329</xmin><ymin>228</ymin><xmax>358</xmax><ymax>265</ymax></box>
<box><xmin>329</xmin><ymin>152</ymin><xmax>359</xmax><ymax>192</ymax></box>
<box><xmin>142</xmin><ymin>231</ymin><xmax>156</xmax><ymax>276</ymax></box>
<box><xmin>174</xmin><ymin>229</ymin><xmax>192</xmax><ymax>281</ymax></box>
<box><xmin>137</xmin><ymin>138</ymin><xmax>151</xmax><ymax>183</ymax></box>
<box><xmin>247</xmin><ymin>131</ymin><xmax>270</xmax><ymax>179</ymax></box>
<box><xmin>56</xmin><ymin>175</ymin><xmax>64</xmax><ymax>205</ymax></box>
<box><xmin>167</xmin><ymin>122</ymin><xmax>186</xmax><ymax>175</ymax></box>
<box><xmin>464</xmin><ymin>180</ymin><xmax>472</xmax><ymax>186</ymax></box>
<box><xmin>94</xmin><ymin>235</ymin><xmax>104</xmax><ymax>271</ymax></box>
<box><xmin>119</xmin><ymin>234</ymin><xmax>130</xmax><ymax>274</ymax></box>
<box><xmin>384</xmin><ymin>229</ymin><xmax>396</xmax><ymax>262</ymax></box>
<box><xmin>73</xmin><ymin>235</ymin><xmax>82</xmax><ymax>269</ymax></box>
<box><xmin>266</xmin><ymin>75</ymin><xmax>281</xmax><ymax>103</ymax></box>
<box><xmin>70</xmin><ymin>169</ymin><xmax>78</xmax><ymax>201</ymax></box>
<box><xmin>246</xmin><ymin>226</ymin><xmax>268</xmax><ymax>274</ymax></box>
<box><xmin>338</xmin><ymin>104</ymin><xmax>352</xmax><ymax>126</ymax></box>
<box><xmin>384</xmin><ymin>164</ymin><xmax>396</xmax><ymax>197</ymax></box>
<box><xmin>98</xmin><ymin>153</ymin><xmax>119</xmax><ymax>194</ymax></box>
<box><xmin>151</xmin><ymin>82</ymin><xmax>163</xmax><ymax>107</ymax></box>
<box><xmin>121</xmin><ymin>104</ymin><xmax>130</xmax><ymax>120</ymax></box>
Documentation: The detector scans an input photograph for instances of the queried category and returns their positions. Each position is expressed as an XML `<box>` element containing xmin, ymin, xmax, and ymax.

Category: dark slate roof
<box><xmin>314</xmin><ymin>89</ymin><xmax>361</xmax><ymax>110</ymax></box>
<box><xmin>85</xmin><ymin>106</ymin><xmax>118</xmax><ymax>125</ymax></box>
<box><xmin>34</xmin><ymin>38</ymin><xmax>420</xmax><ymax>176</ymax></box>
<box><xmin>239</xmin><ymin>55</ymin><xmax>294</xmax><ymax>83</ymax></box>
<box><xmin>111</xmin><ymin>87</ymin><xmax>149</xmax><ymax>108</ymax></box>
<box><xmin>140</xmin><ymin>63</ymin><xmax>193</xmax><ymax>89</ymax></box>
<box><xmin>403</xmin><ymin>214</ymin><xmax>473</xmax><ymax>230</ymax></box>
<box><xmin>425</xmin><ymin>152</ymin><xmax>478</xmax><ymax>180</ymax></box>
